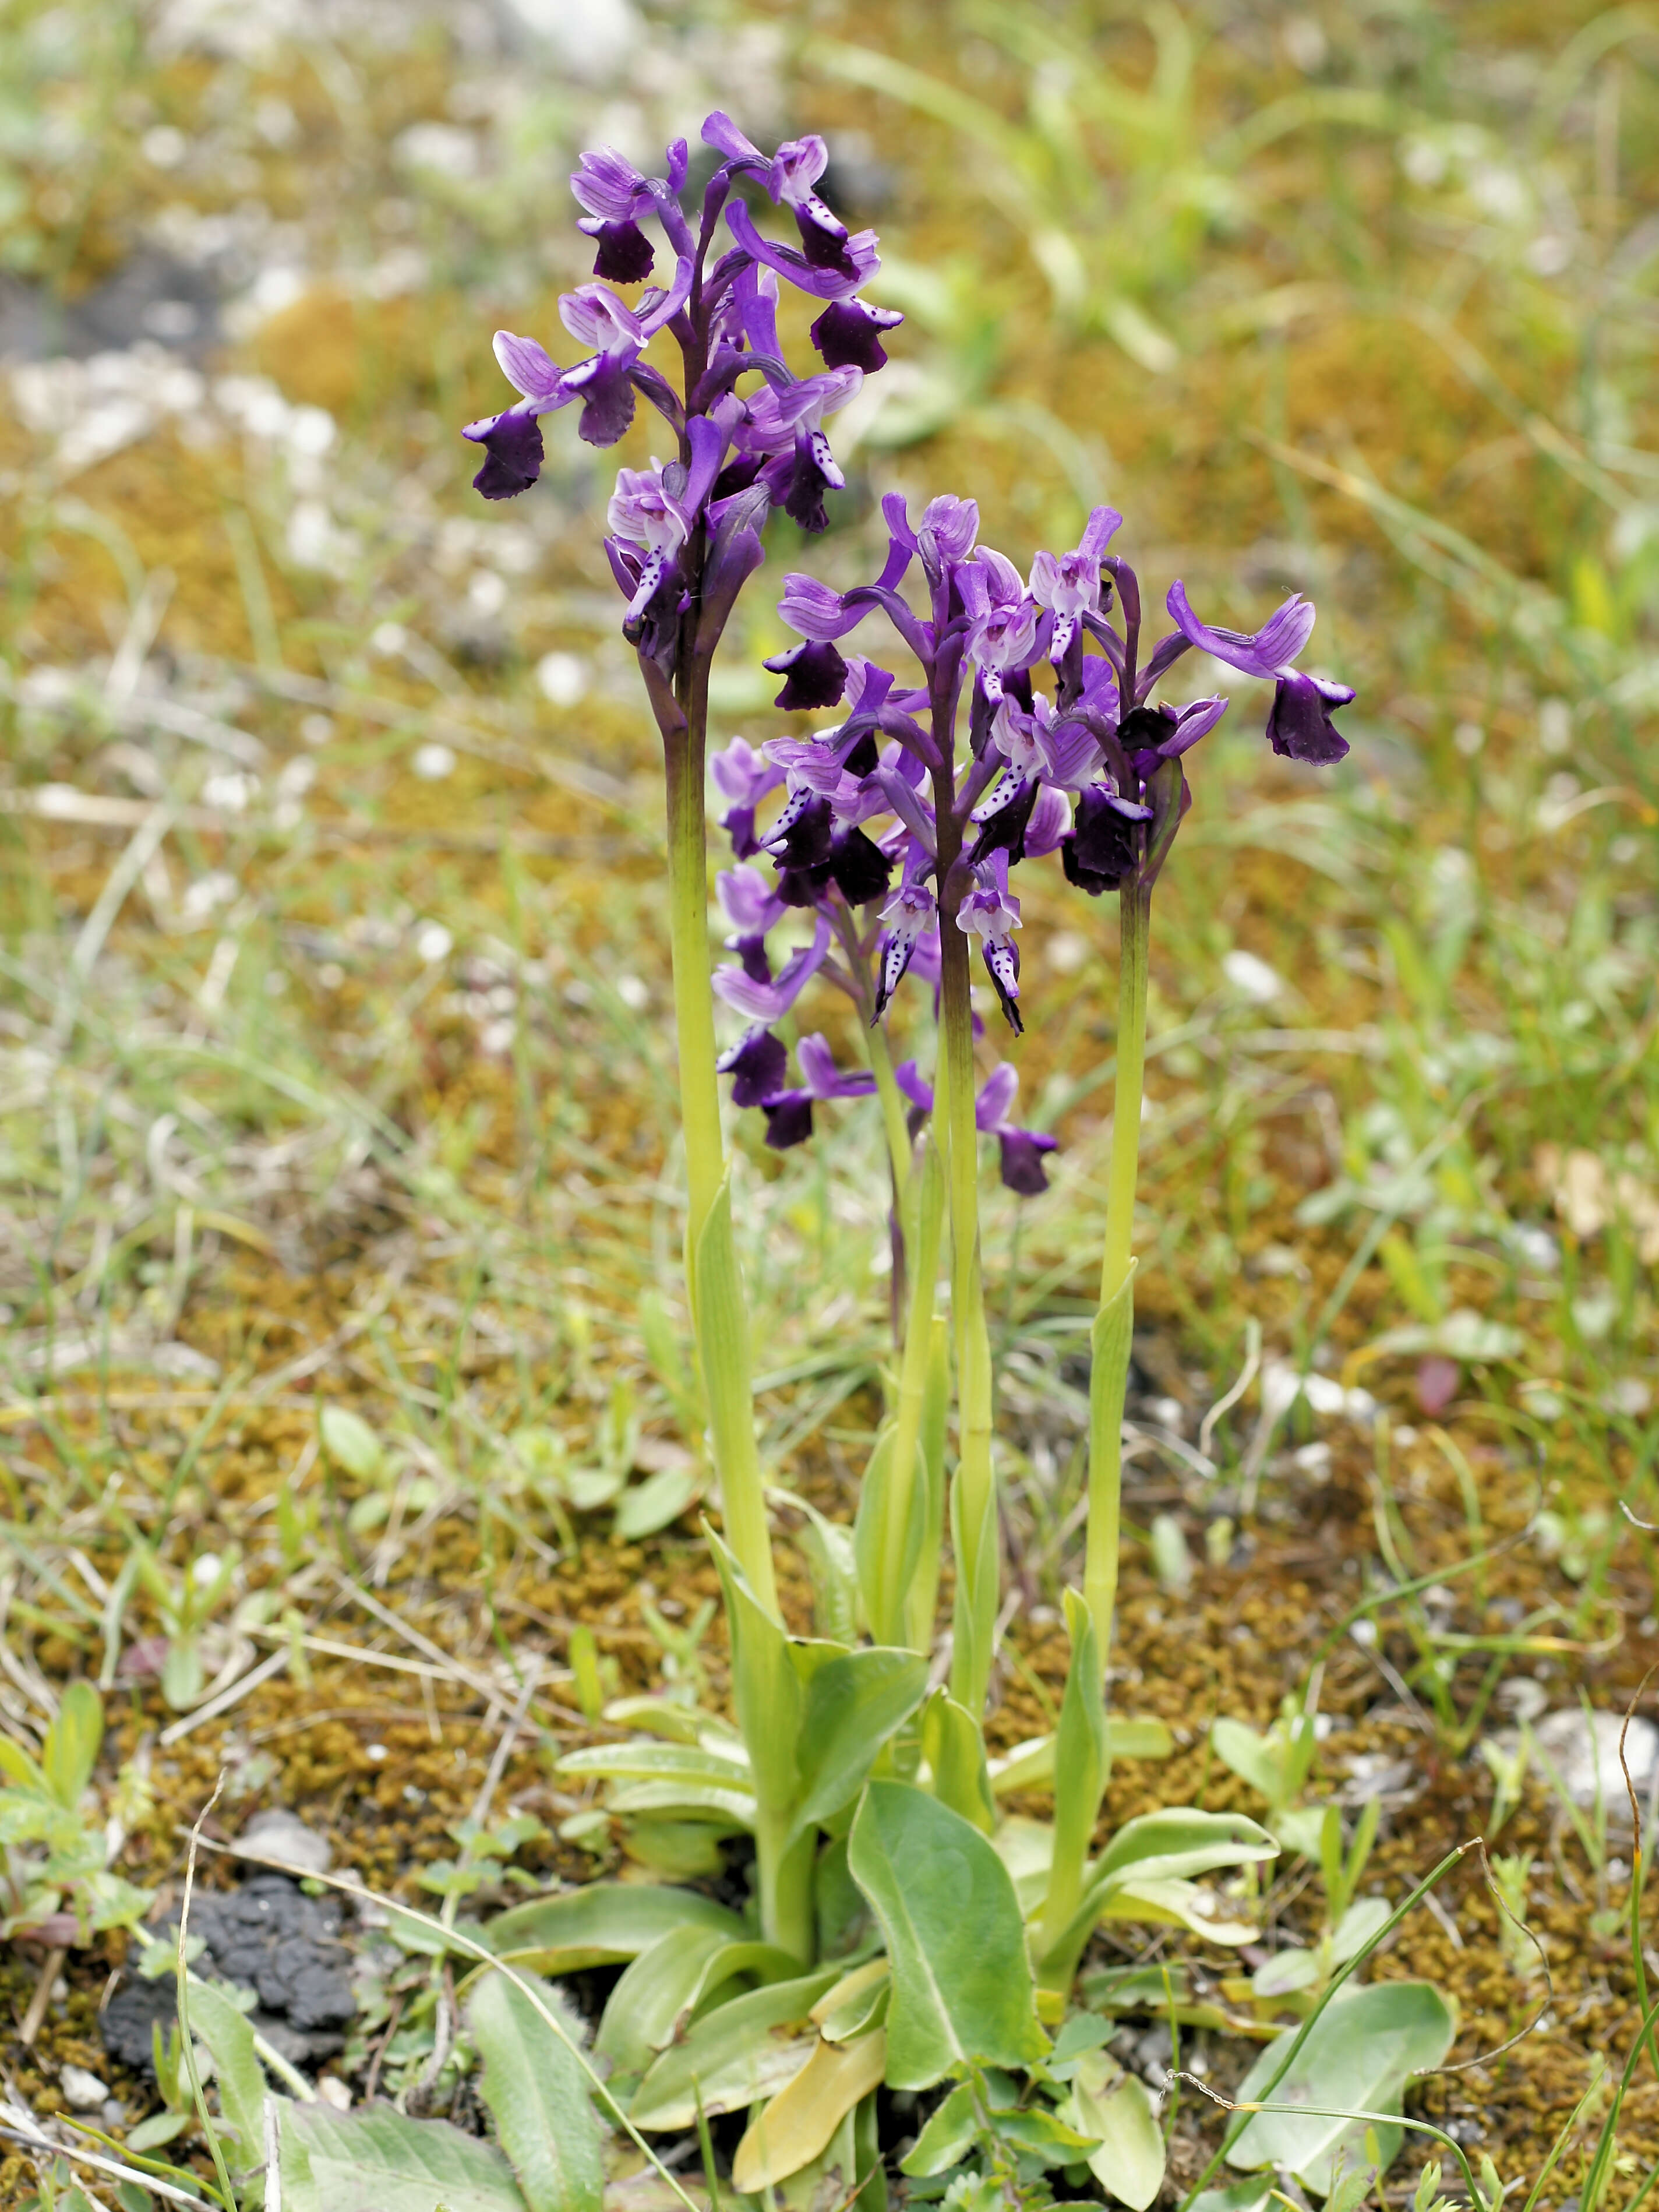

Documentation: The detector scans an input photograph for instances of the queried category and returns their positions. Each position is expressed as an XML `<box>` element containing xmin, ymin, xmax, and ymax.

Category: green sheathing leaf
<box><xmin>275</xmin><ymin>2100</ymin><xmax>530</xmax><ymax>2212</ymax></box>
<box><xmin>484</xmin><ymin>1882</ymin><xmax>743</xmax><ymax>1972</ymax></box>
<box><xmin>596</xmin><ymin>1926</ymin><xmax>796</xmax><ymax>2080</ymax></box>
<box><xmin>790</xmin><ymin>1646</ymin><xmax>929</xmax><ymax>1842</ymax></box>
<box><xmin>468</xmin><ymin>1969</ymin><xmax>603</xmax><ymax>2212</ymax></box>
<box><xmin>1066</xmin><ymin>2054</ymin><xmax>1166</xmax><ymax>2209</ymax></box>
<box><xmin>846</xmin><ymin>1779</ymin><xmax>1048</xmax><ymax>2088</ymax></box>
<box><xmin>629</xmin><ymin>1967</ymin><xmax>841</xmax><ymax>2130</ymax></box>
<box><xmin>1226</xmin><ymin>1980</ymin><xmax>1457</xmax><ymax>2193</ymax></box>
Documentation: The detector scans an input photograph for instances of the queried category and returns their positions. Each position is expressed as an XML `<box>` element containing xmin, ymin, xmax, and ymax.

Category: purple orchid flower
<box><xmin>711</xmin><ymin>738</ymin><xmax>785</xmax><ymax>858</ymax></box>
<box><xmin>1163</xmin><ymin>580</ymin><xmax>1350</xmax><ymax>763</ymax></box>
<box><xmin>1029</xmin><ymin>505</ymin><xmax>1122</xmax><ymax>661</ymax></box>
<box><xmin>461</xmin><ymin>260</ymin><xmax>693</xmax><ymax>493</ymax></box>
<box><xmin>895</xmin><ymin>1059</ymin><xmax>1058</xmax><ymax>1195</ymax></box>
<box><xmin>956</xmin><ymin>853</ymin><xmax>1023</xmax><ymax>1034</ymax></box>
<box><xmin>734</xmin><ymin>366</ymin><xmax>864</xmax><ymax>532</ymax></box>
<box><xmin>753</xmin><ymin>1031</ymin><xmax>878</xmax><ymax>1149</ymax></box>
<box><xmin>569</xmin><ymin>139</ymin><xmax>691</xmax><ymax>282</ymax></box>
<box><xmin>712</xmin><ymin>912</ymin><xmax>831</xmax><ymax>1023</ymax></box>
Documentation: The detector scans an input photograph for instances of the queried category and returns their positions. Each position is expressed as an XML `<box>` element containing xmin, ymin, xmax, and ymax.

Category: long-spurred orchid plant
<box><xmin>465</xmin><ymin>109</ymin><xmax>1353</xmax><ymax>2205</ymax></box>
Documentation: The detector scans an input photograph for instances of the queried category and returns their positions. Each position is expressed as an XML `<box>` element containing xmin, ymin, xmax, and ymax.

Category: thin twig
<box><xmin>17</xmin><ymin>1947</ymin><xmax>67</xmax><ymax>2049</ymax></box>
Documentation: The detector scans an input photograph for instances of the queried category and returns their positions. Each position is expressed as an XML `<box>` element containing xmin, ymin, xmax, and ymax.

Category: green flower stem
<box><xmin>875</xmin><ymin>1130</ymin><xmax>944</xmax><ymax>1650</ymax></box>
<box><xmin>756</xmin><ymin>1815</ymin><xmax>817</xmax><ymax>1966</ymax></box>
<box><xmin>1084</xmin><ymin>882</ymin><xmax>1149</xmax><ymax>1675</ymax></box>
<box><xmin>938</xmin><ymin>907</ymin><xmax>997</xmax><ymax>1719</ymax></box>
<box><xmin>663</xmin><ymin>682</ymin><xmax>776</xmax><ymax>1617</ymax></box>
<box><xmin>866</xmin><ymin>1018</ymin><xmax>913</xmax><ymax>1200</ymax></box>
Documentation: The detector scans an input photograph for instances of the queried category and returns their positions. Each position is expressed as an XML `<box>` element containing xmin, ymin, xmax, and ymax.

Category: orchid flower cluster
<box><xmin>463</xmin><ymin>114</ymin><xmax>1354</xmax><ymax>2158</ymax></box>
<box><xmin>703</xmin><ymin>497</ymin><xmax>1350</xmax><ymax>1193</ymax></box>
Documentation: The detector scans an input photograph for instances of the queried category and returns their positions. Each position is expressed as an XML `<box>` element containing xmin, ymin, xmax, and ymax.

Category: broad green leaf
<box><xmin>43</xmin><ymin>1681</ymin><xmax>103</xmax><ymax>1810</ymax></box>
<box><xmin>614</xmin><ymin>1463</ymin><xmax>701</xmax><ymax>1542</ymax></box>
<box><xmin>1096</xmin><ymin>1876</ymin><xmax>1257</xmax><ymax>1943</ymax></box>
<box><xmin>0</xmin><ymin>1738</ymin><xmax>44</xmax><ymax>1792</ymax></box>
<box><xmin>708</xmin><ymin>1530</ymin><xmax>802</xmax><ymax>1819</ymax></box>
<box><xmin>274</xmin><ymin>2098</ymin><xmax>529</xmax><ymax>2212</ymax></box>
<box><xmin>467</xmin><ymin>1969</ymin><xmax>602</xmax><ymax>2212</ymax></box>
<box><xmin>183</xmin><ymin>1977</ymin><xmax>267</xmax><ymax>2182</ymax></box>
<box><xmin>989</xmin><ymin>1716</ymin><xmax>1172</xmax><ymax>1795</ymax></box>
<box><xmin>987</xmin><ymin>2102</ymin><xmax>1100</xmax><ymax>2164</ymax></box>
<box><xmin>125</xmin><ymin>2109</ymin><xmax>192</xmax><ymax>2150</ymax></box>
<box><xmin>731</xmin><ymin>2030</ymin><xmax>887</xmax><ymax>2193</ymax></box>
<box><xmin>1189</xmin><ymin>2185</ymin><xmax>1277</xmax><ymax>2212</ymax></box>
<box><xmin>1092</xmin><ymin>1808</ymin><xmax>1276</xmax><ymax>1895</ymax></box>
<box><xmin>485</xmin><ymin>1882</ymin><xmax>744</xmax><ymax>1973</ymax></box>
<box><xmin>1331</xmin><ymin>1896</ymin><xmax>1392</xmax><ymax>1964</ymax></box>
<box><xmin>789</xmin><ymin>1647</ymin><xmax>929</xmax><ymax>1844</ymax></box>
<box><xmin>899</xmin><ymin>2080</ymin><xmax>976</xmax><ymax>2176</ymax></box>
<box><xmin>319</xmin><ymin>1405</ymin><xmax>384</xmax><ymax>1481</ymax></box>
<box><xmin>1226</xmin><ymin>1980</ymin><xmax>1457</xmax><ymax>2193</ymax></box>
<box><xmin>847</xmin><ymin>1779</ymin><xmax>1048</xmax><ymax>2089</ymax></box>
<box><xmin>601</xmin><ymin>1697</ymin><xmax>707</xmax><ymax>1744</ymax></box>
<box><xmin>1252</xmin><ymin>1944</ymin><xmax>1323</xmax><ymax>1999</ymax></box>
<box><xmin>161</xmin><ymin>1637</ymin><xmax>203</xmax><ymax>1713</ymax></box>
<box><xmin>596</xmin><ymin>1925</ymin><xmax>795</xmax><ymax>2079</ymax></box>
<box><xmin>921</xmin><ymin>1691</ymin><xmax>995</xmax><ymax>1833</ymax></box>
<box><xmin>811</xmin><ymin>1959</ymin><xmax>891</xmax><ymax>2043</ymax></box>
<box><xmin>618</xmin><ymin>1814</ymin><xmax>737</xmax><ymax>1881</ymax></box>
<box><xmin>606</xmin><ymin>1779</ymin><xmax>756</xmax><ymax>1825</ymax></box>
<box><xmin>557</xmin><ymin>1744</ymin><xmax>751</xmax><ymax>1788</ymax></box>
<box><xmin>629</xmin><ymin>1967</ymin><xmax>841</xmax><ymax>2130</ymax></box>
<box><xmin>1067</xmin><ymin>2054</ymin><xmax>1166</xmax><ymax>2209</ymax></box>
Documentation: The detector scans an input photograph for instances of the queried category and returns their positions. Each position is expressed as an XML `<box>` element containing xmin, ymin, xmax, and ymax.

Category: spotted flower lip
<box><xmin>874</xmin><ymin>879</ymin><xmax>937</xmax><ymax>1017</ymax></box>
<box><xmin>1029</xmin><ymin>505</ymin><xmax>1123</xmax><ymax>660</ymax></box>
<box><xmin>957</xmin><ymin>855</ymin><xmax>1023</xmax><ymax>1033</ymax></box>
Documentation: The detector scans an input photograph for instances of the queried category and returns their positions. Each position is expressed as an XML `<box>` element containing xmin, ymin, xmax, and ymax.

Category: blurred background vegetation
<box><xmin>1</xmin><ymin>0</ymin><xmax>1658</xmax><ymax>2187</ymax></box>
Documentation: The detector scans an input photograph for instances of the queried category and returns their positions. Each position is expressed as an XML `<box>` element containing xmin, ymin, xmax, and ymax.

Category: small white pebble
<box><xmin>414</xmin><ymin>922</ymin><xmax>453</xmax><ymax>964</ymax></box>
<box><xmin>316</xmin><ymin>2075</ymin><xmax>352</xmax><ymax>2111</ymax></box>
<box><xmin>412</xmin><ymin>742</ymin><xmax>456</xmax><ymax>781</ymax></box>
<box><xmin>61</xmin><ymin>2065</ymin><xmax>109</xmax><ymax>2111</ymax></box>
<box><xmin>615</xmin><ymin>974</ymin><xmax>649</xmax><ymax>1011</ymax></box>
<box><xmin>365</xmin><ymin>1742</ymin><xmax>388</xmax><ymax>1762</ymax></box>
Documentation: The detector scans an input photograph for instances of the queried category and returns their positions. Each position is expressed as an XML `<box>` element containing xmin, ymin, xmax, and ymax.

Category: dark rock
<box><xmin>101</xmin><ymin>1871</ymin><xmax>355</xmax><ymax>2075</ymax></box>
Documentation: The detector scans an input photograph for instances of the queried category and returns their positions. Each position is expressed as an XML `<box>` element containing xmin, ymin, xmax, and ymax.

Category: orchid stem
<box><xmin>939</xmin><ymin>911</ymin><xmax>997</xmax><ymax>1719</ymax></box>
<box><xmin>866</xmin><ymin>1019</ymin><xmax>912</xmax><ymax>1201</ymax></box>
<box><xmin>876</xmin><ymin>1129</ymin><xmax>944</xmax><ymax>1650</ymax></box>
<box><xmin>1085</xmin><ymin>881</ymin><xmax>1149</xmax><ymax>1677</ymax></box>
<box><xmin>665</xmin><ymin>672</ymin><xmax>776</xmax><ymax>1615</ymax></box>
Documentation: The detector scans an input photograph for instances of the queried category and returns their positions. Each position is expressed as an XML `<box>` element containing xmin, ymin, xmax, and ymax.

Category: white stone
<box><xmin>235</xmin><ymin>1807</ymin><xmax>331</xmax><ymax>1876</ymax></box>
<box><xmin>61</xmin><ymin>2065</ymin><xmax>109</xmax><ymax>2110</ymax></box>
<box><xmin>1531</xmin><ymin>1708</ymin><xmax>1659</xmax><ymax>1820</ymax></box>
